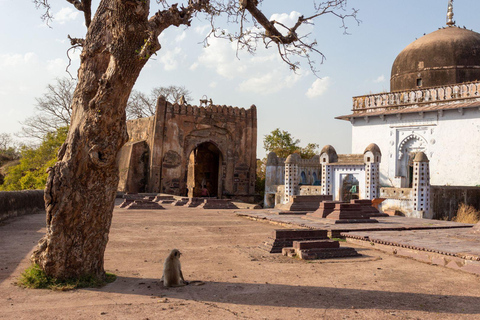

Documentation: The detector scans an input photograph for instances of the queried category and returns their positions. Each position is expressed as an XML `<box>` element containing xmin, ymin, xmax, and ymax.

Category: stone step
<box><xmin>125</xmin><ymin>200</ymin><xmax>165</xmax><ymax>210</ymax></box>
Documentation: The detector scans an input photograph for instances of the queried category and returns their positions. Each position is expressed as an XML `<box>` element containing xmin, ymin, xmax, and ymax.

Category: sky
<box><xmin>1</xmin><ymin>0</ymin><xmax>480</xmax><ymax>158</ymax></box>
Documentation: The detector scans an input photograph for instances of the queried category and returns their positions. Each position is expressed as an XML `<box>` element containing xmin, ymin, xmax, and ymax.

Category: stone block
<box><xmin>153</xmin><ymin>195</ymin><xmax>175</xmax><ymax>202</ymax></box>
<box><xmin>326</xmin><ymin>203</ymin><xmax>379</xmax><ymax>223</ymax></box>
<box><xmin>262</xmin><ymin>229</ymin><xmax>329</xmax><ymax>253</ymax></box>
<box><xmin>172</xmin><ymin>198</ymin><xmax>189</xmax><ymax>206</ymax></box>
<box><xmin>272</xmin><ymin>229</ymin><xmax>328</xmax><ymax>240</ymax></box>
<box><xmin>293</xmin><ymin>240</ymin><xmax>340</xmax><ymax>250</ymax></box>
<box><xmin>307</xmin><ymin>201</ymin><xmax>344</xmax><ymax>218</ymax></box>
<box><xmin>198</xmin><ymin>199</ymin><xmax>239</xmax><ymax>209</ymax></box>
<box><xmin>185</xmin><ymin>197</ymin><xmax>206</xmax><ymax>207</ymax></box>
<box><xmin>275</xmin><ymin>195</ymin><xmax>333</xmax><ymax>212</ymax></box>
<box><xmin>125</xmin><ymin>200</ymin><xmax>165</xmax><ymax>210</ymax></box>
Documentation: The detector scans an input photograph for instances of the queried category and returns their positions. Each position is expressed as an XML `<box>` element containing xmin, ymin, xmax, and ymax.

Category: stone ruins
<box><xmin>117</xmin><ymin>96</ymin><xmax>257</xmax><ymax>203</ymax></box>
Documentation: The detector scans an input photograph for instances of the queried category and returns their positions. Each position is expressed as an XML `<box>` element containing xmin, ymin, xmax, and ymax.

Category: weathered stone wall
<box><xmin>118</xmin><ymin>97</ymin><xmax>257</xmax><ymax>201</ymax></box>
<box><xmin>299</xmin><ymin>185</ymin><xmax>323</xmax><ymax>195</ymax></box>
<box><xmin>117</xmin><ymin>141</ymin><xmax>148</xmax><ymax>193</ymax></box>
<box><xmin>431</xmin><ymin>186</ymin><xmax>480</xmax><ymax>220</ymax></box>
<box><xmin>0</xmin><ymin>190</ymin><xmax>44</xmax><ymax>222</ymax></box>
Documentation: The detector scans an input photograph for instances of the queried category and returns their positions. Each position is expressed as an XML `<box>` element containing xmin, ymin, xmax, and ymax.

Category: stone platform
<box><xmin>125</xmin><ymin>199</ymin><xmax>165</xmax><ymax>210</ymax></box>
<box><xmin>282</xmin><ymin>240</ymin><xmax>360</xmax><ymax>260</ymax></box>
<box><xmin>172</xmin><ymin>198</ymin><xmax>189</xmax><ymax>206</ymax></box>
<box><xmin>236</xmin><ymin>210</ymin><xmax>473</xmax><ymax>238</ymax></box>
<box><xmin>275</xmin><ymin>195</ymin><xmax>332</xmax><ymax>212</ymax></box>
<box><xmin>343</xmin><ymin>228</ymin><xmax>480</xmax><ymax>275</ymax></box>
<box><xmin>326</xmin><ymin>203</ymin><xmax>378</xmax><ymax>224</ymax></box>
<box><xmin>153</xmin><ymin>195</ymin><xmax>176</xmax><ymax>204</ymax></box>
<box><xmin>198</xmin><ymin>199</ymin><xmax>239</xmax><ymax>209</ymax></box>
<box><xmin>261</xmin><ymin>229</ymin><xmax>329</xmax><ymax>253</ymax></box>
<box><xmin>236</xmin><ymin>209</ymin><xmax>479</xmax><ymax>275</ymax></box>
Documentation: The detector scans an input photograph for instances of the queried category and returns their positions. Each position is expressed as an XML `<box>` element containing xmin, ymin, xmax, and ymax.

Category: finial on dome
<box><xmin>446</xmin><ymin>0</ymin><xmax>455</xmax><ymax>26</ymax></box>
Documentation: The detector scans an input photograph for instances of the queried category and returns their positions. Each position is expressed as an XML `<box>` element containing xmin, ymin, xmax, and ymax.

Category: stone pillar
<box><xmin>319</xmin><ymin>145</ymin><xmax>337</xmax><ymax>197</ymax></box>
<box><xmin>364</xmin><ymin>143</ymin><xmax>382</xmax><ymax>200</ymax></box>
<box><xmin>412</xmin><ymin>152</ymin><xmax>431</xmax><ymax>219</ymax></box>
<box><xmin>147</xmin><ymin>96</ymin><xmax>168</xmax><ymax>193</ymax></box>
<box><xmin>284</xmin><ymin>154</ymin><xmax>301</xmax><ymax>203</ymax></box>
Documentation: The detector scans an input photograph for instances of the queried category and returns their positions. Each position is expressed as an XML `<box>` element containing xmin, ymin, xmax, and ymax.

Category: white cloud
<box><xmin>209</xmin><ymin>81</ymin><xmax>217</xmax><ymax>88</ymax></box>
<box><xmin>194</xmin><ymin>13</ymin><xmax>316</xmax><ymax>95</ymax></box>
<box><xmin>158</xmin><ymin>47</ymin><xmax>184</xmax><ymax>71</ymax></box>
<box><xmin>270</xmin><ymin>11</ymin><xmax>314</xmax><ymax>36</ymax></box>
<box><xmin>0</xmin><ymin>52</ymin><xmax>77</xmax><ymax>134</ymax></box>
<box><xmin>194</xmin><ymin>24</ymin><xmax>210</xmax><ymax>35</ymax></box>
<box><xmin>374</xmin><ymin>75</ymin><xmax>386</xmax><ymax>83</ymax></box>
<box><xmin>196</xmin><ymin>31</ymin><xmax>305</xmax><ymax>93</ymax></box>
<box><xmin>306</xmin><ymin>77</ymin><xmax>331</xmax><ymax>98</ymax></box>
<box><xmin>239</xmin><ymin>71</ymin><xmax>303</xmax><ymax>94</ymax></box>
<box><xmin>175</xmin><ymin>31</ymin><xmax>186</xmax><ymax>43</ymax></box>
<box><xmin>55</xmin><ymin>7</ymin><xmax>79</xmax><ymax>24</ymax></box>
<box><xmin>189</xmin><ymin>62</ymin><xmax>199</xmax><ymax>71</ymax></box>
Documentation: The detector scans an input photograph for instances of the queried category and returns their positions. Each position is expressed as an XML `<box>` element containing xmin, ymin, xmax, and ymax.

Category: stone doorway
<box><xmin>341</xmin><ymin>174</ymin><xmax>360</xmax><ymax>202</ymax></box>
<box><xmin>187</xmin><ymin>142</ymin><xmax>222</xmax><ymax>198</ymax></box>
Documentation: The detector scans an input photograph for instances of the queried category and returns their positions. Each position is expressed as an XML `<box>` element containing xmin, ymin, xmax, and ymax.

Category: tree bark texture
<box><xmin>32</xmin><ymin>0</ymin><xmax>152</xmax><ymax>280</ymax></box>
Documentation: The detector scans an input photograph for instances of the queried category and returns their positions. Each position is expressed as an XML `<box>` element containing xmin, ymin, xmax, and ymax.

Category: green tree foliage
<box><xmin>255</xmin><ymin>158</ymin><xmax>266</xmax><ymax>198</ymax></box>
<box><xmin>1</xmin><ymin>127</ymin><xmax>67</xmax><ymax>191</ymax></box>
<box><xmin>263</xmin><ymin>128</ymin><xmax>319</xmax><ymax>159</ymax></box>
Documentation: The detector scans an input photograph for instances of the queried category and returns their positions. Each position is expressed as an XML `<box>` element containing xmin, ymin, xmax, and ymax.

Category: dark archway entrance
<box><xmin>341</xmin><ymin>174</ymin><xmax>359</xmax><ymax>202</ymax></box>
<box><xmin>187</xmin><ymin>142</ymin><xmax>222</xmax><ymax>198</ymax></box>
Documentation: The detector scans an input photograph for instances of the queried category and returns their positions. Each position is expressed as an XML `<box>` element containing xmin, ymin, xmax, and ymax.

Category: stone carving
<box><xmin>162</xmin><ymin>150</ymin><xmax>181</xmax><ymax>168</ymax></box>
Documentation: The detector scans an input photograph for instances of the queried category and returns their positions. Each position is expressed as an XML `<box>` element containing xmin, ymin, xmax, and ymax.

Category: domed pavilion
<box><xmin>337</xmin><ymin>1</ymin><xmax>480</xmax><ymax>218</ymax></box>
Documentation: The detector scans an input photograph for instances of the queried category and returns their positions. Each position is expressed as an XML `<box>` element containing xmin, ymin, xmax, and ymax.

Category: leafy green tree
<box><xmin>1</xmin><ymin>127</ymin><xmax>67</xmax><ymax>191</ymax></box>
<box><xmin>263</xmin><ymin>128</ymin><xmax>319</xmax><ymax>159</ymax></box>
<box><xmin>255</xmin><ymin>158</ymin><xmax>266</xmax><ymax>198</ymax></box>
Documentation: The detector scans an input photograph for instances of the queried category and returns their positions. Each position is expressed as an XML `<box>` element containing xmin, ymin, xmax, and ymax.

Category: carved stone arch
<box><xmin>184</xmin><ymin>138</ymin><xmax>226</xmax><ymax>162</ymax></box>
<box><xmin>396</xmin><ymin>133</ymin><xmax>427</xmax><ymax>186</ymax></box>
<box><xmin>397</xmin><ymin>134</ymin><xmax>427</xmax><ymax>160</ymax></box>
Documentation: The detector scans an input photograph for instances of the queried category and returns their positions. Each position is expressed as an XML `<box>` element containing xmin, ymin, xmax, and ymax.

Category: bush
<box><xmin>0</xmin><ymin>127</ymin><xmax>67</xmax><ymax>191</ymax></box>
<box><xmin>452</xmin><ymin>203</ymin><xmax>480</xmax><ymax>224</ymax></box>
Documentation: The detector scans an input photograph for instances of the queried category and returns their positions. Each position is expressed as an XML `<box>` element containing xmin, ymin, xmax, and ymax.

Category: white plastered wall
<box><xmin>350</xmin><ymin>108</ymin><xmax>480</xmax><ymax>187</ymax></box>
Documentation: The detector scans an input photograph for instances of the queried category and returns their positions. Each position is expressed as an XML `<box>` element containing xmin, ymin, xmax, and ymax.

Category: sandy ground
<box><xmin>1</xmin><ymin>204</ymin><xmax>480</xmax><ymax>320</ymax></box>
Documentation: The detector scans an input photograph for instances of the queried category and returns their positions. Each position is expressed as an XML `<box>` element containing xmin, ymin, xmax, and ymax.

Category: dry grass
<box><xmin>452</xmin><ymin>203</ymin><xmax>480</xmax><ymax>224</ymax></box>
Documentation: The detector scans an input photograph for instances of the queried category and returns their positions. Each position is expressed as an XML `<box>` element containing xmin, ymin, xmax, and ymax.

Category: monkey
<box><xmin>161</xmin><ymin>249</ymin><xmax>187</xmax><ymax>287</ymax></box>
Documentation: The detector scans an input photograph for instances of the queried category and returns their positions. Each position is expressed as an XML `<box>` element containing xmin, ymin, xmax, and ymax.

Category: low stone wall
<box><xmin>0</xmin><ymin>190</ymin><xmax>45</xmax><ymax>222</ymax></box>
<box><xmin>431</xmin><ymin>186</ymin><xmax>480</xmax><ymax>220</ymax></box>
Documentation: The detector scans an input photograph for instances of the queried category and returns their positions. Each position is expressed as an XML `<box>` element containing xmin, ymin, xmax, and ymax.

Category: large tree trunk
<box><xmin>32</xmin><ymin>0</ymin><xmax>152</xmax><ymax>280</ymax></box>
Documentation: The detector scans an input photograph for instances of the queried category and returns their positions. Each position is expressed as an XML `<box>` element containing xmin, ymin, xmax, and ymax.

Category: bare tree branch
<box><xmin>127</xmin><ymin>86</ymin><xmax>192</xmax><ymax>120</ymax></box>
<box><xmin>18</xmin><ymin>78</ymin><xmax>75</xmax><ymax>141</ymax></box>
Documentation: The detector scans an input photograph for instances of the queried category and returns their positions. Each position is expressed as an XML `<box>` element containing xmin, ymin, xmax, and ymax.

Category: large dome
<box><xmin>390</xmin><ymin>26</ymin><xmax>480</xmax><ymax>91</ymax></box>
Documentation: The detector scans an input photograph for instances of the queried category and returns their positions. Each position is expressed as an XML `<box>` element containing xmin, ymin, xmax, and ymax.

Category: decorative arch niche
<box><xmin>396</xmin><ymin>134</ymin><xmax>427</xmax><ymax>187</ymax></box>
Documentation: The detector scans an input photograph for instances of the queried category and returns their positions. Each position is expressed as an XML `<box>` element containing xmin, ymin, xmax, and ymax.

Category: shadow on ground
<box><xmin>0</xmin><ymin>213</ymin><xmax>45</xmax><ymax>283</ymax></box>
<box><xmin>93</xmin><ymin>276</ymin><xmax>480</xmax><ymax>315</ymax></box>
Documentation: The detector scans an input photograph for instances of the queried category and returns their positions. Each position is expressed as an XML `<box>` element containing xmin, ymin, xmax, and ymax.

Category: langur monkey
<box><xmin>162</xmin><ymin>249</ymin><xmax>187</xmax><ymax>287</ymax></box>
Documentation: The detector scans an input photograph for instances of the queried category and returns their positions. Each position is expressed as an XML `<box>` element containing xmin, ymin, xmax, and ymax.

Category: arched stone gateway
<box><xmin>186</xmin><ymin>142</ymin><xmax>223</xmax><ymax>198</ymax></box>
<box><xmin>117</xmin><ymin>96</ymin><xmax>257</xmax><ymax>202</ymax></box>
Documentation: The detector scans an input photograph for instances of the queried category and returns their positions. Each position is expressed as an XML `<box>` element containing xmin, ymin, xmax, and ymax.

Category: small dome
<box><xmin>364</xmin><ymin>143</ymin><xmax>381</xmax><ymax>155</ymax></box>
<box><xmin>320</xmin><ymin>145</ymin><xmax>337</xmax><ymax>163</ymax></box>
<box><xmin>391</xmin><ymin>26</ymin><xmax>480</xmax><ymax>91</ymax></box>
<box><xmin>413</xmin><ymin>152</ymin><xmax>429</xmax><ymax>162</ymax></box>
<box><xmin>285</xmin><ymin>153</ymin><xmax>301</xmax><ymax>164</ymax></box>
<box><xmin>266</xmin><ymin>151</ymin><xmax>278</xmax><ymax>165</ymax></box>
<box><xmin>320</xmin><ymin>145</ymin><xmax>337</xmax><ymax>155</ymax></box>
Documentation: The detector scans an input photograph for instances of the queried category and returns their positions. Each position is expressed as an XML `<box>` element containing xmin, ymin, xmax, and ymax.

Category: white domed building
<box><xmin>337</xmin><ymin>4</ymin><xmax>480</xmax><ymax>218</ymax></box>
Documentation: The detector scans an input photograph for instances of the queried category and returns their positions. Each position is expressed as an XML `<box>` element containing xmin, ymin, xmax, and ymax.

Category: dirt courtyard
<box><xmin>1</xmin><ymin>204</ymin><xmax>480</xmax><ymax>319</ymax></box>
